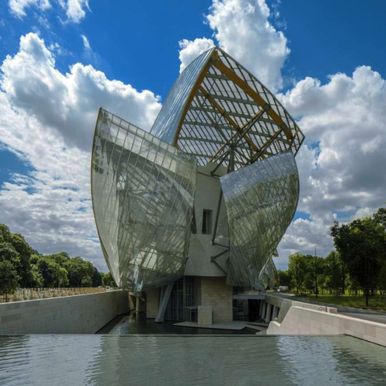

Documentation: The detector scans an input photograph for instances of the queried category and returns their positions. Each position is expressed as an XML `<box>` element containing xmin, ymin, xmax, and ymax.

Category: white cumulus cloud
<box><xmin>59</xmin><ymin>0</ymin><xmax>89</xmax><ymax>23</ymax></box>
<box><xmin>179</xmin><ymin>0</ymin><xmax>290</xmax><ymax>91</ymax></box>
<box><xmin>1</xmin><ymin>33</ymin><xmax>161</xmax><ymax>151</ymax></box>
<box><xmin>9</xmin><ymin>0</ymin><xmax>90</xmax><ymax>23</ymax></box>
<box><xmin>8</xmin><ymin>0</ymin><xmax>51</xmax><ymax>18</ymax></box>
<box><xmin>0</xmin><ymin>33</ymin><xmax>161</xmax><ymax>269</ymax></box>
<box><xmin>276</xmin><ymin>66</ymin><xmax>386</xmax><ymax>266</ymax></box>
<box><xmin>178</xmin><ymin>38</ymin><xmax>215</xmax><ymax>73</ymax></box>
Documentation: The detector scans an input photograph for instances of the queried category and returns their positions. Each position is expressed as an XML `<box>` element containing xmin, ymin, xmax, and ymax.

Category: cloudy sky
<box><xmin>0</xmin><ymin>0</ymin><xmax>385</xmax><ymax>271</ymax></box>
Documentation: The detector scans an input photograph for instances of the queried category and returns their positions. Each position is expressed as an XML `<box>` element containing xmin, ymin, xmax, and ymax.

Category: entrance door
<box><xmin>248</xmin><ymin>300</ymin><xmax>259</xmax><ymax>322</ymax></box>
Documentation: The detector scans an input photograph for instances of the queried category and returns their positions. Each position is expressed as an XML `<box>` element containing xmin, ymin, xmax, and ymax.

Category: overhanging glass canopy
<box><xmin>91</xmin><ymin>47</ymin><xmax>304</xmax><ymax>291</ymax></box>
<box><xmin>152</xmin><ymin>47</ymin><xmax>304</xmax><ymax>171</ymax></box>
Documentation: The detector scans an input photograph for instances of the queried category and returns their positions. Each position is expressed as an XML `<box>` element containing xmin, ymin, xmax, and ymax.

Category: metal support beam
<box><xmin>228</xmin><ymin>146</ymin><xmax>235</xmax><ymax>172</ymax></box>
<box><xmin>155</xmin><ymin>282</ymin><xmax>174</xmax><ymax>323</ymax></box>
<box><xmin>250</xmin><ymin>128</ymin><xmax>283</xmax><ymax>163</ymax></box>
<box><xmin>211</xmin><ymin>190</ymin><xmax>223</xmax><ymax>244</ymax></box>
<box><xmin>211</xmin><ymin>51</ymin><xmax>293</xmax><ymax>141</ymax></box>
<box><xmin>209</xmin><ymin>187</ymin><xmax>230</xmax><ymax>275</ymax></box>
<box><xmin>172</xmin><ymin>58</ymin><xmax>215</xmax><ymax>146</ymax></box>
<box><xmin>198</xmin><ymin>85</ymin><xmax>258</xmax><ymax>153</ymax></box>
<box><xmin>210</xmin><ymin>251</ymin><xmax>228</xmax><ymax>274</ymax></box>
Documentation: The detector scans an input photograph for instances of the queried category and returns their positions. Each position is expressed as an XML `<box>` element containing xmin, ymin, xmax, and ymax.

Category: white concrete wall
<box><xmin>0</xmin><ymin>290</ymin><xmax>128</xmax><ymax>334</ymax></box>
<box><xmin>265</xmin><ymin>294</ymin><xmax>327</xmax><ymax>322</ymax></box>
<box><xmin>200</xmin><ymin>277</ymin><xmax>233</xmax><ymax>323</ymax></box>
<box><xmin>267</xmin><ymin>306</ymin><xmax>386</xmax><ymax>347</ymax></box>
<box><xmin>185</xmin><ymin>165</ymin><xmax>229</xmax><ymax>277</ymax></box>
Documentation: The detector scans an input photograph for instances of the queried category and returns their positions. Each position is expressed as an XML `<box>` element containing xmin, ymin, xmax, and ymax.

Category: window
<box><xmin>202</xmin><ymin>209</ymin><xmax>212</xmax><ymax>234</ymax></box>
<box><xmin>191</xmin><ymin>208</ymin><xmax>197</xmax><ymax>234</ymax></box>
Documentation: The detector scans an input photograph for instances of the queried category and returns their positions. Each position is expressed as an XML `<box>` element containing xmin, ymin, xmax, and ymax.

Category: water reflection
<box><xmin>277</xmin><ymin>336</ymin><xmax>386</xmax><ymax>385</ymax></box>
<box><xmin>0</xmin><ymin>335</ymin><xmax>385</xmax><ymax>386</ymax></box>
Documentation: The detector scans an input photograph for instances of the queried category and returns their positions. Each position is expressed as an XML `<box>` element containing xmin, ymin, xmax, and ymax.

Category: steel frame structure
<box><xmin>151</xmin><ymin>48</ymin><xmax>304</xmax><ymax>171</ymax></box>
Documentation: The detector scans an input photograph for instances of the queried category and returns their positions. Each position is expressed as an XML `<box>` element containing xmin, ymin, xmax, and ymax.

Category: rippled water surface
<box><xmin>1</xmin><ymin>335</ymin><xmax>386</xmax><ymax>386</ymax></box>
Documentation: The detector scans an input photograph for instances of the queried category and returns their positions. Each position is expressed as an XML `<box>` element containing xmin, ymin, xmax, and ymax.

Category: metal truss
<box><xmin>151</xmin><ymin>47</ymin><xmax>304</xmax><ymax>171</ymax></box>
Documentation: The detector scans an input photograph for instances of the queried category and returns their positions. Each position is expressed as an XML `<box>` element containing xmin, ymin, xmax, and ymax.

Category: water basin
<box><xmin>0</xmin><ymin>335</ymin><xmax>385</xmax><ymax>385</ymax></box>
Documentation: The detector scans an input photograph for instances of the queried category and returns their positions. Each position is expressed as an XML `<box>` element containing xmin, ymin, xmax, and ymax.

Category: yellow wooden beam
<box><xmin>252</xmin><ymin>128</ymin><xmax>284</xmax><ymax>162</ymax></box>
<box><xmin>172</xmin><ymin>57</ymin><xmax>214</xmax><ymax>147</ymax></box>
<box><xmin>209</xmin><ymin>106</ymin><xmax>268</xmax><ymax>162</ymax></box>
<box><xmin>211</xmin><ymin>53</ymin><xmax>293</xmax><ymax>141</ymax></box>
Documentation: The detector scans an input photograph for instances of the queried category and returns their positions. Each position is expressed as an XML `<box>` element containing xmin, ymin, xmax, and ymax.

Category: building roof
<box><xmin>151</xmin><ymin>47</ymin><xmax>304</xmax><ymax>171</ymax></box>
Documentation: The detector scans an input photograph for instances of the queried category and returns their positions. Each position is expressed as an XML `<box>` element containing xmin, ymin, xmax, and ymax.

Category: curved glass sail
<box><xmin>220</xmin><ymin>152</ymin><xmax>299</xmax><ymax>287</ymax></box>
<box><xmin>91</xmin><ymin>109</ymin><xmax>196</xmax><ymax>291</ymax></box>
<box><xmin>258</xmin><ymin>257</ymin><xmax>277</xmax><ymax>289</ymax></box>
<box><xmin>92</xmin><ymin>47</ymin><xmax>305</xmax><ymax>292</ymax></box>
<box><xmin>151</xmin><ymin>47</ymin><xmax>304</xmax><ymax>171</ymax></box>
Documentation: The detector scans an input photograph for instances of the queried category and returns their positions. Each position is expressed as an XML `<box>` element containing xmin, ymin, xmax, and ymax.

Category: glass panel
<box><xmin>91</xmin><ymin>109</ymin><xmax>197</xmax><ymax>291</ymax></box>
<box><xmin>220</xmin><ymin>152</ymin><xmax>299</xmax><ymax>288</ymax></box>
<box><xmin>151</xmin><ymin>49</ymin><xmax>214</xmax><ymax>143</ymax></box>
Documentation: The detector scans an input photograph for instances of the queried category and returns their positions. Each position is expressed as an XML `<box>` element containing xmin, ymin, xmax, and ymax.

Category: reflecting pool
<box><xmin>0</xmin><ymin>335</ymin><xmax>385</xmax><ymax>385</ymax></box>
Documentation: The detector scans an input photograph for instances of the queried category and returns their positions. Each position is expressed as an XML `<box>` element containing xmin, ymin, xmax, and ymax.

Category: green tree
<box><xmin>331</xmin><ymin>214</ymin><xmax>385</xmax><ymax>306</ymax></box>
<box><xmin>92</xmin><ymin>267</ymin><xmax>102</xmax><ymax>287</ymax></box>
<box><xmin>324</xmin><ymin>251</ymin><xmax>346</xmax><ymax>295</ymax></box>
<box><xmin>10</xmin><ymin>233</ymin><xmax>34</xmax><ymax>287</ymax></box>
<box><xmin>1</xmin><ymin>223</ymin><xmax>105</xmax><ymax>289</ymax></box>
<box><xmin>30</xmin><ymin>258</ymin><xmax>44</xmax><ymax>287</ymax></box>
<box><xmin>302</xmin><ymin>255</ymin><xmax>325</xmax><ymax>296</ymax></box>
<box><xmin>0</xmin><ymin>242</ymin><xmax>21</xmax><ymax>300</ymax></box>
<box><xmin>277</xmin><ymin>270</ymin><xmax>290</xmax><ymax>288</ymax></box>
<box><xmin>0</xmin><ymin>260</ymin><xmax>19</xmax><ymax>301</ymax></box>
<box><xmin>65</xmin><ymin>257</ymin><xmax>94</xmax><ymax>287</ymax></box>
<box><xmin>50</xmin><ymin>252</ymin><xmax>71</xmax><ymax>267</ymax></box>
<box><xmin>288</xmin><ymin>253</ymin><xmax>307</xmax><ymax>295</ymax></box>
<box><xmin>102</xmin><ymin>272</ymin><xmax>117</xmax><ymax>287</ymax></box>
<box><xmin>0</xmin><ymin>224</ymin><xmax>12</xmax><ymax>243</ymax></box>
<box><xmin>374</xmin><ymin>207</ymin><xmax>386</xmax><ymax>228</ymax></box>
<box><xmin>33</xmin><ymin>256</ymin><xmax>69</xmax><ymax>287</ymax></box>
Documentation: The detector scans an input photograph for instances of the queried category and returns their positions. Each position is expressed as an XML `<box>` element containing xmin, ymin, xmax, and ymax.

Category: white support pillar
<box><xmin>259</xmin><ymin>300</ymin><xmax>263</xmax><ymax>318</ymax></box>
<box><xmin>155</xmin><ymin>282</ymin><xmax>174</xmax><ymax>323</ymax></box>
<box><xmin>265</xmin><ymin>303</ymin><xmax>271</xmax><ymax>322</ymax></box>
<box><xmin>261</xmin><ymin>302</ymin><xmax>266</xmax><ymax>320</ymax></box>
<box><xmin>272</xmin><ymin>306</ymin><xmax>277</xmax><ymax>320</ymax></box>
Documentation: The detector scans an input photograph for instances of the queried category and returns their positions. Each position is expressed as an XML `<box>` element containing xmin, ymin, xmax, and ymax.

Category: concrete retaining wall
<box><xmin>267</xmin><ymin>306</ymin><xmax>386</xmax><ymax>347</ymax></box>
<box><xmin>0</xmin><ymin>290</ymin><xmax>128</xmax><ymax>334</ymax></box>
<box><xmin>265</xmin><ymin>294</ymin><xmax>327</xmax><ymax>322</ymax></box>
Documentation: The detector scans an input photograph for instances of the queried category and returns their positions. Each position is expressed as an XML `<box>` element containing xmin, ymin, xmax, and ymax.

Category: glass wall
<box><xmin>91</xmin><ymin>109</ymin><xmax>197</xmax><ymax>291</ymax></box>
<box><xmin>221</xmin><ymin>152</ymin><xmax>299</xmax><ymax>287</ymax></box>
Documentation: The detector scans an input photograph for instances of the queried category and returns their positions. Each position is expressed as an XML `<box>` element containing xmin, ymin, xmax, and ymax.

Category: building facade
<box><xmin>91</xmin><ymin>47</ymin><xmax>304</xmax><ymax>323</ymax></box>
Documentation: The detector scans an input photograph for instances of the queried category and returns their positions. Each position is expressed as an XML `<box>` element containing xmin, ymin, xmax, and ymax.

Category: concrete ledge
<box><xmin>266</xmin><ymin>306</ymin><xmax>386</xmax><ymax>347</ymax></box>
<box><xmin>0</xmin><ymin>290</ymin><xmax>128</xmax><ymax>334</ymax></box>
<box><xmin>174</xmin><ymin>321</ymin><xmax>247</xmax><ymax>330</ymax></box>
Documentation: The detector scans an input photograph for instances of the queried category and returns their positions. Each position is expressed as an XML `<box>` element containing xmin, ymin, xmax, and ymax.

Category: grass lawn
<box><xmin>305</xmin><ymin>294</ymin><xmax>386</xmax><ymax>311</ymax></box>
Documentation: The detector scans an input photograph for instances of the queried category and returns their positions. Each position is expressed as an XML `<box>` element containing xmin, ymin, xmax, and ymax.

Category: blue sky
<box><xmin>2</xmin><ymin>1</ymin><xmax>385</xmax><ymax>95</ymax></box>
<box><xmin>0</xmin><ymin>0</ymin><xmax>385</xmax><ymax>270</ymax></box>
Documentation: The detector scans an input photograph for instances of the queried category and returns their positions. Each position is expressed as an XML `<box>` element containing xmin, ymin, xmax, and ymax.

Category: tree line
<box><xmin>278</xmin><ymin>208</ymin><xmax>386</xmax><ymax>306</ymax></box>
<box><xmin>0</xmin><ymin>224</ymin><xmax>116</xmax><ymax>297</ymax></box>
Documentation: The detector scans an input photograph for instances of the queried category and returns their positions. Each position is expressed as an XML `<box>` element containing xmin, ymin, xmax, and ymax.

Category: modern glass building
<box><xmin>91</xmin><ymin>47</ymin><xmax>304</xmax><ymax>323</ymax></box>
